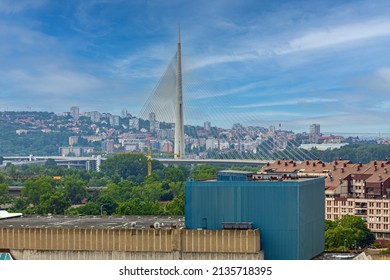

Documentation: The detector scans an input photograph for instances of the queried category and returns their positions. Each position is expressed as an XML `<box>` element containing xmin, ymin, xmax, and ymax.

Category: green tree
<box><xmin>96</xmin><ymin>192</ymin><xmax>118</xmax><ymax>215</ymax></box>
<box><xmin>21</xmin><ymin>176</ymin><xmax>55</xmax><ymax>206</ymax></box>
<box><xmin>66</xmin><ymin>201</ymin><xmax>100</xmax><ymax>216</ymax></box>
<box><xmin>116</xmin><ymin>197</ymin><xmax>161</xmax><ymax>215</ymax></box>
<box><xmin>325</xmin><ymin>215</ymin><xmax>375</xmax><ymax>251</ymax></box>
<box><xmin>162</xmin><ymin>191</ymin><xmax>184</xmax><ymax>215</ymax></box>
<box><xmin>62</xmin><ymin>175</ymin><xmax>88</xmax><ymax>204</ymax></box>
<box><xmin>164</xmin><ymin>166</ymin><xmax>185</xmax><ymax>182</ymax></box>
<box><xmin>100</xmin><ymin>153</ymin><xmax>164</xmax><ymax>183</ymax></box>
<box><xmin>36</xmin><ymin>190</ymin><xmax>71</xmax><ymax>215</ymax></box>
<box><xmin>0</xmin><ymin>173</ymin><xmax>10</xmax><ymax>204</ymax></box>
<box><xmin>0</xmin><ymin>183</ymin><xmax>11</xmax><ymax>204</ymax></box>
<box><xmin>191</xmin><ymin>164</ymin><xmax>217</xmax><ymax>180</ymax></box>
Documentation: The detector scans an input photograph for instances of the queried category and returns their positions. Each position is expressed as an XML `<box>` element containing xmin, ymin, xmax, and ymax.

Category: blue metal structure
<box><xmin>217</xmin><ymin>170</ymin><xmax>254</xmax><ymax>181</ymax></box>
<box><xmin>185</xmin><ymin>176</ymin><xmax>325</xmax><ymax>260</ymax></box>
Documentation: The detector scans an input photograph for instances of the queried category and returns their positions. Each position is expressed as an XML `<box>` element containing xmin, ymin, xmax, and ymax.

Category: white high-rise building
<box><xmin>129</xmin><ymin>117</ymin><xmax>139</xmax><ymax>130</ymax></box>
<box><xmin>309</xmin><ymin>124</ymin><xmax>321</xmax><ymax>144</ymax></box>
<box><xmin>204</xmin><ymin>121</ymin><xmax>211</xmax><ymax>131</ymax></box>
<box><xmin>109</xmin><ymin>115</ymin><xmax>120</xmax><ymax>127</ymax></box>
<box><xmin>70</xmin><ymin>106</ymin><xmax>79</xmax><ymax>120</ymax></box>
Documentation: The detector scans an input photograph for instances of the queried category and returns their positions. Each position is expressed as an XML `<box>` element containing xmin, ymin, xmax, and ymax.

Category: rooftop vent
<box><xmin>221</xmin><ymin>222</ymin><xmax>253</xmax><ymax>230</ymax></box>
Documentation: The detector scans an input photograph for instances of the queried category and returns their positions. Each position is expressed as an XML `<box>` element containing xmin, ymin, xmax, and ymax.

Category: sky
<box><xmin>1</xmin><ymin>0</ymin><xmax>390</xmax><ymax>135</ymax></box>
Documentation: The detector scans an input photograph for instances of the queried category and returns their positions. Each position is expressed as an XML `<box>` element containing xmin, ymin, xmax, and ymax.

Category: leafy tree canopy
<box><xmin>325</xmin><ymin>215</ymin><xmax>375</xmax><ymax>251</ymax></box>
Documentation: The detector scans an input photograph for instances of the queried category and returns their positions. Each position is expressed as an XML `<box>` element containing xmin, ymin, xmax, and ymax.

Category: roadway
<box><xmin>1</xmin><ymin>156</ymin><xmax>271</xmax><ymax>173</ymax></box>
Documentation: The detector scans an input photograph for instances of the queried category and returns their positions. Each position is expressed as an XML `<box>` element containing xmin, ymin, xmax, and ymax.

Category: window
<box><xmin>377</xmin><ymin>210</ymin><xmax>381</xmax><ymax>215</ymax></box>
<box><xmin>377</xmin><ymin>202</ymin><xmax>381</xmax><ymax>208</ymax></box>
<box><xmin>334</xmin><ymin>201</ymin><xmax>338</xmax><ymax>206</ymax></box>
<box><xmin>326</xmin><ymin>207</ymin><xmax>331</xmax><ymax>213</ymax></box>
<box><xmin>327</xmin><ymin>201</ymin><xmax>331</xmax><ymax>206</ymax></box>
<box><xmin>342</xmin><ymin>201</ymin><xmax>346</xmax><ymax>206</ymax></box>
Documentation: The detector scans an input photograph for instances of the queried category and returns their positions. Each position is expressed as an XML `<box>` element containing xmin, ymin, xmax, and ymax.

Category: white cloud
<box><xmin>187</xmin><ymin>81</ymin><xmax>264</xmax><ymax>100</ymax></box>
<box><xmin>4</xmin><ymin>69</ymin><xmax>104</xmax><ymax>96</ymax></box>
<box><xmin>278</xmin><ymin>19</ymin><xmax>390</xmax><ymax>54</ymax></box>
<box><xmin>188</xmin><ymin>52</ymin><xmax>260</xmax><ymax>70</ymax></box>
<box><xmin>231</xmin><ymin>98</ymin><xmax>338</xmax><ymax>109</ymax></box>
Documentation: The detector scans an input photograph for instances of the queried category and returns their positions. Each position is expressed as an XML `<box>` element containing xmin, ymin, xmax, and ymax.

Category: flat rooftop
<box><xmin>0</xmin><ymin>215</ymin><xmax>184</xmax><ymax>230</ymax></box>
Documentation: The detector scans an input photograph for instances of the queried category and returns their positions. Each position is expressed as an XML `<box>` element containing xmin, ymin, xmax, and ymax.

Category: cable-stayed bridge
<box><xmin>137</xmin><ymin>28</ymin><xmax>316</xmax><ymax>162</ymax></box>
<box><xmin>1</xmin><ymin>30</ymin><xmax>317</xmax><ymax>170</ymax></box>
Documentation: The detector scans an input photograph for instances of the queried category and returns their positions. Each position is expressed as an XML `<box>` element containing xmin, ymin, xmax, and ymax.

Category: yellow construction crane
<box><xmin>147</xmin><ymin>146</ymin><xmax>152</xmax><ymax>177</ymax></box>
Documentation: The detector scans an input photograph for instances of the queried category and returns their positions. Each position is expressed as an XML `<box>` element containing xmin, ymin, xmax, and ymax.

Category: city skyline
<box><xmin>1</xmin><ymin>1</ymin><xmax>390</xmax><ymax>134</ymax></box>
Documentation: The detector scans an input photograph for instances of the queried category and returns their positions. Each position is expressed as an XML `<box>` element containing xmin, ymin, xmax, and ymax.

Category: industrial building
<box><xmin>259</xmin><ymin>160</ymin><xmax>390</xmax><ymax>245</ymax></box>
<box><xmin>185</xmin><ymin>171</ymin><xmax>325</xmax><ymax>260</ymax></box>
<box><xmin>0</xmin><ymin>215</ymin><xmax>261</xmax><ymax>260</ymax></box>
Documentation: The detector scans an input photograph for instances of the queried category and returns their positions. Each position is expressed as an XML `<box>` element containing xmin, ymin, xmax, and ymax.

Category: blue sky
<box><xmin>1</xmin><ymin>0</ymin><xmax>390</xmax><ymax>135</ymax></box>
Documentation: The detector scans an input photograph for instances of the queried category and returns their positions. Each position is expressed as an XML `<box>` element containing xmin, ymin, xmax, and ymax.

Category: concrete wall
<box><xmin>0</xmin><ymin>227</ymin><xmax>262</xmax><ymax>260</ymax></box>
<box><xmin>10</xmin><ymin>249</ymin><xmax>264</xmax><ymax>260</ymax></box>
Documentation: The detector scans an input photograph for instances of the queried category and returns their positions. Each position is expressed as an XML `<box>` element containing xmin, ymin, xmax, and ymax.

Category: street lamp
<box><xmin>344</xmin><ymin>239</ymin><xmax>347</xmax><ymax>252</ymax></box>
<box><xmin>100</xmin><ymin>204</ymin><xmax>105</xmax><ymax>216</ymax></box>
